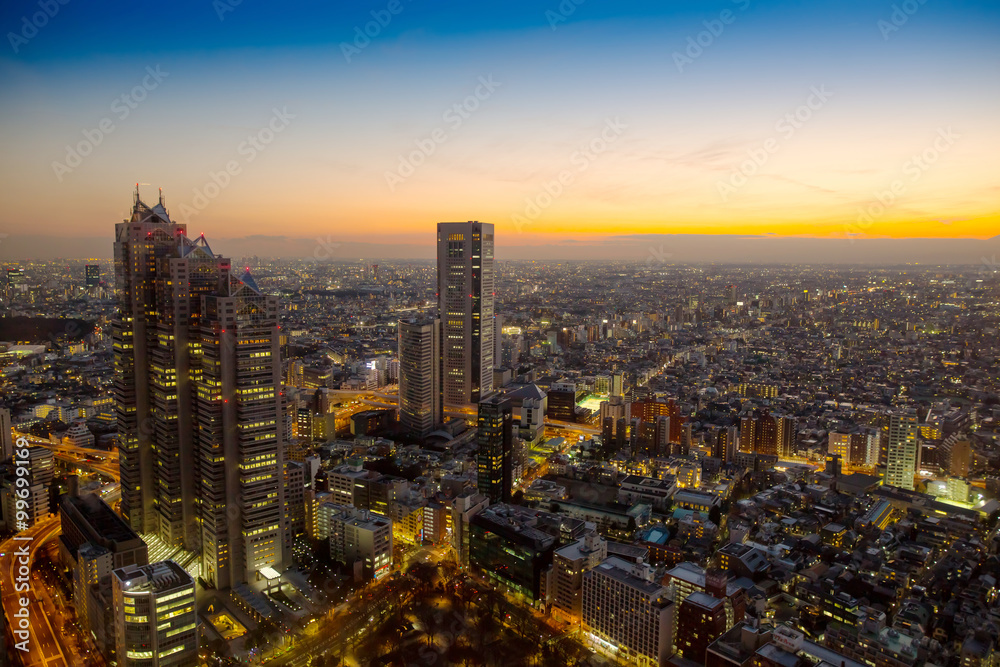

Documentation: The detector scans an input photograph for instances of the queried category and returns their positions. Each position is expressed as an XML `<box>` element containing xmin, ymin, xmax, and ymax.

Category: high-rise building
<box><xmin>398</xmin><ymin>317</ymin><xmax>443</xmax><ymax>438</ymax></box>
<box><xmin>828</xmin><ymin>432</ymin><xmax>852</xmax><ymax>462</ymax></box>
<box><xmin>946</xmin><ymin>437</ymin><xmax>973</xmax><ymax>477</ymax></box>
<box><xmin>112</xmin><ymin>560</ymin><xmax>198</xmax><ymax>666</ymax></box>
<box><xmin>86</xmin><ymin>264</ymin><xmax>101</xmax><ymax>288</ymax></box>
<box><xmin>437</xmin><ymin>221</ymin><xmax>495</xmax><ymax>406</ymax></box>
<box><xmin>885</xmin><ymin>412</ymin><xmax>919</xmax><ymax>490</ymax></box>
<box><xmin>476</xmin><ymin>393</ymin><xmax>513</xmax><ymax>503</ymax></box>
<box><xmin>713</xmin><ymin>425</ymin><xmax>738</xmax><ymax>463</ymax></box>
<box><xmin>0</xmin><ymin>407</ymin><xmax>12</xmax><ymax>462</ymax></box>
<box><xmin>611</xmin><ymin>372</ymin><xmax>624</xmax><ymax>398</ymax></box>
<box><xmin>675</xmin><ymin>591</ymin><xmax>728</xmax><ymax>662</ymax></box>
<box><xmin>113</xmin><ymin>186</ymin><xmax>287</xmax><ymax>589</ymax></box>
<box><xmin>468</xmin><ymin>505</ymin><xmax>557</xmax><ymax>602</ymax></box>
<box><xmin>739</xmin><ymin>409</ymin><xmax>793</xmax><ymax>458</ymax></box>
<box><xmin>583</xmin><ymin>557</ymin><xmax>674</xmax><ymax>667</ymax></box>
<box><xmin>5</xmin><ymin>267</ymin><xmax>26</xmax><ymax>292</ymax></box>
<box><xmin>547</xmin><ymin>382</ymin><xmax>578</xmax><ymax>422</ymax></box>
<box><xmin>552</xmin><ymin>532</ymin><xmax>607</xmax><ymax>620</ymax></box>
<box><xmin>326</xmin><ymin>506</ymin><xmax>393</xmax><ymax>581</ymax></box>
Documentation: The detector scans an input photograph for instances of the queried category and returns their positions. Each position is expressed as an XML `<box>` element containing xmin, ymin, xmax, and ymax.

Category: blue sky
<box><xmin>1</xmin><ymin>0</ymin><xmax>999</xmax><ymax>258</ymax></box>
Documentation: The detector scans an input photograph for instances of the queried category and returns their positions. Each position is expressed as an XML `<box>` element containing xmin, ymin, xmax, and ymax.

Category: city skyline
<box><xmin>2</xmin><ymin>3</ymin><xmax>1000</xmax><ymax>667</ymax></box>
<box><xmin>1</xmin><ymin>0</ymin><xmax>999</xmax><ymax>262</ymax></box>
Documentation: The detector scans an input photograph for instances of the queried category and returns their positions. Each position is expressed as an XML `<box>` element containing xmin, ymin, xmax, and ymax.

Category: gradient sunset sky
<box><xmin>0</xmin><ymin>0</ymin><xmax>998</xmax><ymax>258</ymax></box>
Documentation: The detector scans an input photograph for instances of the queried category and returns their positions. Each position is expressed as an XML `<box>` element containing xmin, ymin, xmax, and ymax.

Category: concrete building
<box><xmin>63</xmin><ymin>421</ymin><xmax>95</xmax><ymax>448</ymax></box>
<box><xmin>552</xmin><ymin>531</ymin><xmax>607</xmax><ymax>621</ymax></box>
<box><xmin>885</xmin><ymin>411</ymin><xmax>919</xmax><ymax>490</ymax></box>
<box><xmin>583</xmin><ymin>557</ymin><xmax>674</xmax><ymax>667</ymax></box>
<box><xmin>112</xmin><ymin>560</ymin><xmax>198</xmax><ymax>666</ymax></box>
<box><xmin>327</xmin><ymin>507</ymin><xmax>393</xmax><ymax>580</ymax></box>
<box><xmin>398</xmin><ymin>317</ymin><xmax>443</xmax><ymax>438</ymax></box>
<box><xmin>675</xmin><ymin>591</ymin><xmax>728</xmax><ymax>662</ymax></box>
<box><xmin>451</xmin><ymin>491</ymin><xmax>490</xmax><ymax>567</ymax></box>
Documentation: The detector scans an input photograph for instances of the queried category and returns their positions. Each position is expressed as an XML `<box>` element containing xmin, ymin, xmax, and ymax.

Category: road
<box><xmin>4</xmin><ymin>433</ymin><xmax>120</xmax><ymax>667</ymax></box>
<box><xmin>266</xmin><ymin>577</ymin><xmax>409</xmax><ymax>667</ymax></box>
<box><xmin>12</xmin><ymin>433</ymin><xmax>121</xmax><ymax>480</ymax></box>
<box><xmin>0</xmin><ymin>517</ymin><xmax>69</xmax><ymax>667</ymax></box>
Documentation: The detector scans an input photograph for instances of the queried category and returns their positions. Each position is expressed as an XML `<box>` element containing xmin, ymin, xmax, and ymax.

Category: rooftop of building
<box><xmin>113</xmin><ymin>559</ymin><xmax>193</xmax><ymax>595</ymax></box>
<box><xmin>62</xmin><ymin>492</ymin><xmax>144</xmax><ymax>547</ymax></box>
<box><xmin>591</xmin><ymin>556</ymin><xmax>668</xmax><ymax>599</ymax></box>
<box><xmin>683</xmin><ymin>590</ymin><xmax>724</xmax><ymax>611</ymax></box>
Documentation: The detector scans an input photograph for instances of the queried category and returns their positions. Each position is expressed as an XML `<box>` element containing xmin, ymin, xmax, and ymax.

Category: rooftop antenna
<box><xmin>134</xmin><ymin>182</ymin><xmax>140</xmax><ymax>205</ymax></box>
<box><xmin>158</xmin><ymin>187</ymin><xmax>164</xmax><ymax>207</ymax></box>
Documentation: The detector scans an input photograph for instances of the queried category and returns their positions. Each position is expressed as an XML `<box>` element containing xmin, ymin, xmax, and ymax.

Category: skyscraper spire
<box><xmin>158</xmin><ymin>187</ymin><xmax>164</xmax><ymax>206</ymax></box>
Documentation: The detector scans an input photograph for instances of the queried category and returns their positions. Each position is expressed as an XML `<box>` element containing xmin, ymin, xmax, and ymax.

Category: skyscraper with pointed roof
<box><xmin>113</xmin><ymin>186</ymin><xmax>287</xmax><ymax>589</ymax></box>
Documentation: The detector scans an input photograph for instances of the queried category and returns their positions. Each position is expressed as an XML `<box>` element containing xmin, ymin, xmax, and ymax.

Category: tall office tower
<box><xmin>0</xmin><ymin>407</ymin><xmax>12</xmax><ymax>462</ymax></box>
<box><xmin>86</xmin><ymin>264</ymin><xmax>101</xmax><ymax>288</ymax></box>
<box><xmin>113</xmin><ymin>186</ymin><xmax>287</xmax><ymax>589</ymax></box>
<box><xmin>885</xmin><ymin>412</ymin><xmax>919</xmax><ymax>490</ymax></box>
<box><xmin>398</xmin><ymin>317</ymin><xmax>443</xmax><ymax>438</ymax></box>
<box><xmin>112</xmin><ymin>560</ymin><xmax>198</xmax><ymax>666</ymax></box>
<box><xmin>196</xmin><ymin>263</ymin><xmax>287</xmax><ymax>589</ymax></box>
<box><xmin>476</xmin><ymin>393</ymin><xmax>513</xmax><ymax>503</ymax></box>
<box><xmin>437</xmin><ymin>221</ymin><xmax>495</xmax><ymax>406</ymax></box>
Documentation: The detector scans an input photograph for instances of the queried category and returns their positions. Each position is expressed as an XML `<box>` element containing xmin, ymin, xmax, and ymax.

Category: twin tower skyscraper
<box><xmin>113</xmin><ymin>186</ymin><xmax>287</xmax><ymax>590</ymax></box>
<box><xmin>114</xmin><ymin>192</ymin><xmax>495</xmax><ymax>590</ymax></box>
<box><xmin>398</xmin><ymin>222</ymin><xmax>496</xmax><ymax>437</ymax></box>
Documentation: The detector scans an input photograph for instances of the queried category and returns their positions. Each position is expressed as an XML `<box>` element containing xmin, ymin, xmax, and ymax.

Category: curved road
<box><xmin>0</xmin><ymin>516</ymin><xmax>68</xmax><ymax>667</ymax></box>
<box><xmin>2</xmin><ymin>434</ymin><xmax>120</xmax><ymax>667</ymax></box>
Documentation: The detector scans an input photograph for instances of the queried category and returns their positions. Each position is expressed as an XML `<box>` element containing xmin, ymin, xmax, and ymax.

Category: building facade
<box><xmin>476</xmin><ymin>393</ymin><xmax>514</xmax><ymax>503</ymax></box>
<box><xmin>112</xmin><ymin>560</ymin><xmax>198</xmax><ymax>666</ymax></box>
<box><xmin>398</xmin><ymin>317</ymin><xmax>443</xmax><ymax>438</ymax></box>
<box><xmin>437</xmin><ymin>221</ymin><xmax>495</xmax><ymax>406</ymax></box>
<box><xmin>113</xmin><ymin>187</ymin><xmax>287</xmax><ymax>589</ymax></box>
<box><xmin>885</xmin><ymin>412</ymin><xmax>919</xmax><ymax>490</ymax></box>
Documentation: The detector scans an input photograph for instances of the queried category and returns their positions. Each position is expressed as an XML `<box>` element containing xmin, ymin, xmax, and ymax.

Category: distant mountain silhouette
<box><xmin>2</xmin><ymin>233</ymin><xmax>998</xmax><ymax>265</ymax></box>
